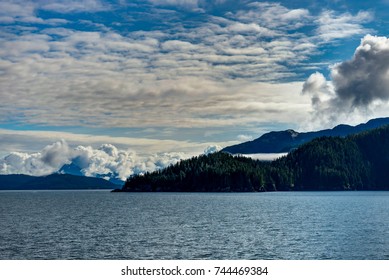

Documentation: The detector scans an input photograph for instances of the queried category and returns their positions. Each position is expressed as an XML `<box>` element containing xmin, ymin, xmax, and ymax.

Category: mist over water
<box><xmin>0</xmin><ymin>191</ymin><xmax>388</xmax><ymax>259</ymax></box>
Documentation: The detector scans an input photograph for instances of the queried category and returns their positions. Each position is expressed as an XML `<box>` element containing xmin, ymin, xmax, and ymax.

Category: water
<box><xmin>0</xmin><ymin>191</ymin><xmax>388</xmax><ymax>259</ymax></box>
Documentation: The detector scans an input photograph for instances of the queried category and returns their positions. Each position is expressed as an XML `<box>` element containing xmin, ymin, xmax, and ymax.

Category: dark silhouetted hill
<box><xmin>0</xmin><ymin>173</ymin><xmax>116</xmax><ymax>190</ymax></box>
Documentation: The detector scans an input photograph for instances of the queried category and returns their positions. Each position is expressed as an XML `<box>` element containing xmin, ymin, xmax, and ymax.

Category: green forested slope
<box><xmin>121</xmin><ymin>125</ymin><xmax>389</xmax><ymax>192</ymax></box>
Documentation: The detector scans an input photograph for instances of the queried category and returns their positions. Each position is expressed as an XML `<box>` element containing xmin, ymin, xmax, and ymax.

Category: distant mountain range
<box><xmin>0</xmin><ymin>173</ymin><xmax>117</xmax><ymax>190</ymax></box>
<box><xmin>222</xmin><ymin>117</ymin><xmax>389</xmax><ymax>154</ymax></box>
<box><xmin>4</xmin><ymin>117</ymin><xmax>389</xmax><ymax>191</ymax></box>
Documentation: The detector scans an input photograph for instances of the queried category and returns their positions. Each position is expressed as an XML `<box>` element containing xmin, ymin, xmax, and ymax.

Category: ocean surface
<box><xmin>0</xmin><ymin>191</ymin><xmax>388</xmax><ymax>260</ymax></box>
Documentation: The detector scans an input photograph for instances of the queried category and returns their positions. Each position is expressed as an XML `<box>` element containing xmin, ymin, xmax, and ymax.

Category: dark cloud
<box><xmin>332</xmin><ymin>35</ymin><xmax>389</xmax><ymax>107</ymax></box>
<box><xmin>303</xmin><ymin>35</ymin><xmax>389</xmax><ymax>126</ymax></box>
<box><xmin>40</xmin><ymin>139</ymin><xmax>71</xmax><ymax>167</ymax></box>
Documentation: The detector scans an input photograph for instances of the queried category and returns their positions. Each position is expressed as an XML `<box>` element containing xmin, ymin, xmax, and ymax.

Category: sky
<box><xmin>1</xmin><ymin>0</ymin><xmax>389</xmax><ymax>178</ymax></box>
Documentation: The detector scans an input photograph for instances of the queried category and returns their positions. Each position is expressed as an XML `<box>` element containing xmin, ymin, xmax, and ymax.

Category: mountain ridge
<box><xmin>0</xmin><ymin>173</ymin><xmax>117</xmax><ymax>190</ymax></box>
<box><xmin>58</xmin><ymin>163</ymin><xmax>124</xmax><ymax>185</ymax></box>
<box><xmin>222</xmin><ymin>117</ymin><xmax>389</xmax><ymax>154</ymax></box>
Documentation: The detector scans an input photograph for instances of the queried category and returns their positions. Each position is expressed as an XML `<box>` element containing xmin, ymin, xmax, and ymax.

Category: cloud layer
<box><xmin>0</xmin><ymin>140</ymin><xmax>198</xmax><ymax>180</ymax></box>
<box><xmin>0</xmin><ymin>0</ymin><xmax>374</xmax><ymax>135</ymax></box>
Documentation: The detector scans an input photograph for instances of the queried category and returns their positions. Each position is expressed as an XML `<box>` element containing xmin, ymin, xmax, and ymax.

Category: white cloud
<box><xmin>236</xmin><ymin>2</ymin><xmax>311</xmax><ymax>29</ymax></box>
<box><xmin>70</xmin><ymin>143</ymin><xmax>187</xmax><ymax>180</ymax></box>
<box><xmin>161</xmin><ymin>40</ymin><xmax>198</xmax><ymax>52</ymax></box>
<box><xmin>316</xmin><ymin>10</ymin><xmax>373</xmax><ymax>41</ymax></box>
<box><xmin>302</xmin><ymin>72</ymin><xmax>327</xmax><ymax>94</ymax></box>
<box><xmin>0</xmin><ymin>1</ymin><xmax>35</xmax><ymax>21</ymax></box>
<box><xmin>41</xmin><ymin>0</ymin><xmax>108</xmax><ymax>13</ymax></box>
<box><xmin>227</xmin><ymin>22</ymin><xmax>276</xmax><ymax>36</ymax></box>
<box><xmin>148</xmin><ymin>0</ymin><xmax>201</xmax><ymax>10</ymax></box>
<box><xmin>0</xmin><ymin>140</ymin><xmax>72</xmax><ymax>176</ymax></box>
<box><xmin>240</xmin><ymin>153</ymin><xmax>287</xmax><ymax>161</ymax></box>
<box><xmin>0</xmin><ymin>1</ymin><xmax>78</xmax><ymax>24</ymax></box>
<box><xmin>0</xmin><ymin>140</ymin><xmax>192</xmax><ymax>180</ymax></box>
<box><xmin>0</xmin><ymin>152</ymin><xmax>55</xmax><ymax>176</ymax></box>
<box><xmin>237</xmin><ymin>134</ymin><xmax>253</xmax><ymax>142</ymax></box>
<box><xmin>203</xmin><ymin>145</ymin><xmax>222</xmax><ymax>155</ymax></box>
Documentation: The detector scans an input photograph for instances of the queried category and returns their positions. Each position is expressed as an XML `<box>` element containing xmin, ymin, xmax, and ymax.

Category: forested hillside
<box><xmin>120</xmin><ymin>125</ymin><xmax>389</xmax><ymax>192</ymax></box>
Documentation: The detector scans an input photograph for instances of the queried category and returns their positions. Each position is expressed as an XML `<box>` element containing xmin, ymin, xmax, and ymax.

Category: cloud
<box><xmin>302</xmin><ymin>72</ymin><xmax>334</xmax><ymax>107</ymax></box>
<box><xmin>0</xmin><ymin>1</ymin><xmax>36</xmax><ymax>23</ymax></box>
<box><xmin>302</xmin><ymin>35</ymin><xmax>389</xmax><ymax>127</ymax></box>
<box><xmin>0</xmin><ymin>0</ymin><xmax>376</xmax><ymax>140</ymax></box>
<box><xmin>0</xmin><ymin>1</ymin><xmax>87</xmax><ymax>24</ymax></box>
<box><xmin>226</xmin><ymin>22</ymin><xmax>276</xmax><ymax>36</ymax></box>
<box><xmin>0</xmin><ymin>128</ymin><xmax>220</xmax><ymax>156</ymax></box>
<box><xmin>316</xmin><ymin>10</ymin><xmax>373</xmax><ymax>41</ymax></box>
<box><xmin>236</xmin><ymin>2</ymin><xmax>311</xmax><ymax>30</ymax></box>
<box><xmin>0</xmin><ymin>140</ymin><xmax>72</xmax><ymax>176</ymax></box>
<box><xmin>0</xmin><ymin>16</ymin><xmax>311</xmax><ymax>129</ymax></box>
<box><xmin>302</xmin><ymin>72</ymin><xmax>328</xmax><ymax>95</ymax></box>
<box><xmin>40</xmin><ymin>139</ymin><xmax>72</xmax><ymax>168</ymax></box>
<box><xmin>240</xmin><ymin>153</ymin><xmax>287</xmax><ymax>161</ymax></box>
<box><xmin>203</xmin><ymin>145</ymin><xmax>222</xmax><ymax>155</ymax></box>
<box><xmin>148</xmin><ymin>0</ymin><xmax>201</xmax><ymax>10</ymax></box>
<box><xmin>70</xmin><ymin>143</ymin><xmax>187</xmax><ymax>180</ymax></box>
<box><xmin>332</xmin><ymin>35</ymin><xmax>389</xmax><ymax>106</ymax></box>
<box><xmin>0</xmin><ymin>152</ymin><xmax>55</xmax><ymax>177</ymax></box>
<box><xmin>0</xmin><ymin>140</ymin><xmax>191</xmax><ymax>180</ymax></box>
<box><xmin>41</xmin><ymin>0</ymin><xmax>108</xmax><ymax>13</ymax></box>
<box><xmin>237</xmin><ymin>134</ymin><xmax>253</xmax><ymax>142</ymax></box>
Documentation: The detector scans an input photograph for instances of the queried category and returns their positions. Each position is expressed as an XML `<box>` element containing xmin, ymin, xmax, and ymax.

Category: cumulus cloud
<box><xmin>302</xmin><ymin>35</ymin><xmax>389</xmax><ymax>126</ymax></box>
<box><xmin>0</xmin><ymin>152</ymin><xmax>54</xmax><ymax>177</ymax></box>
<box><xmin>0</xmin><ymin>140</ymin><xmax>72</xmax><ymax>176</ymax></box>
<box><xmin>40</xmin><ymin>139</ymin><xmax>72</xmax><ymax>168</ymax></box>
<box><xmin>69</xmin><ymin>144</ymin><xmax>186</xmax><ymax>180</ymax></box>
<box><xmin>332</xmin><ymin>35</ymin><xmax>389</xmax><ymax>107</ymax></box>
<box><xmin>0</xmin><ymin>140</ymin><xmax>190</xmax><ymax>180</ymax></box>
<box><xmin>302</xmin><ymin>71</ymin><xmax>333</xmax><ymax>107</ymax></box>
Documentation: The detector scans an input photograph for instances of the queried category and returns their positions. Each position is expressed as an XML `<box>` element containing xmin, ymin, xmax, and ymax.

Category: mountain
<box><xmin>120</xmin><ymin>124</ymin><xmax>389</xmax><ymax>192</ymax></box>
<box><xmin>222</xmin><ymin>117</ymin><xmax>389</xmax><ymax>154</ymax></box>
<box><xmin>58</xmin><ymin>163</ymin><xmax>124</xmax><ymax>185</ymax></box>
<box><xmin>0</xmin><ymin>173</ymin><xmax>117</xmax><ymax>190</ymax></box>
